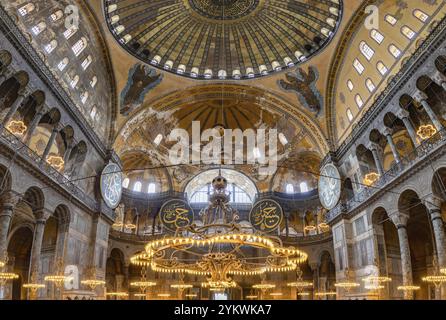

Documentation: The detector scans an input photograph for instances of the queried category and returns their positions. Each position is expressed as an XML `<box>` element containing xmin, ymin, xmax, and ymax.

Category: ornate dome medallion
<box><xmin>188</xmin><ymin>0</ymin><xmax>260</xmax><ymax>20</ymax></box>
<box><xmin>104</xmin><ymin>0</ymin><xmax>342</xmax><ymax>80</ymax></box>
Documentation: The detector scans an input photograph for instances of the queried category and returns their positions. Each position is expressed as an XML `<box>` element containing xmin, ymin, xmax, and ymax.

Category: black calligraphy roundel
<box><xmin>249</xmin><ymin>199</ymin><xmax>283</xmax><ymax>233</ymax></box>
<box><xmin>159</xmin><ymin>199</ymin><xmax>195</xmax><ymax>232</ymax></box>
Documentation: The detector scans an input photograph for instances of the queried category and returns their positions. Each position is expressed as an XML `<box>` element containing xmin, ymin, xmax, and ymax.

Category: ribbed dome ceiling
<box><xmin>104</xmin><ymin>0</ymin><xmax>342</xmax><ymax>80</ymax></box>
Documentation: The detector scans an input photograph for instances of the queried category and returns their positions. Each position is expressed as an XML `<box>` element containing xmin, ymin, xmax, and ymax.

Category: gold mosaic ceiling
<box><xmin>104</xmin><ymin>0</ymin><xmax>342</xmax><ymax>80</ymax></box>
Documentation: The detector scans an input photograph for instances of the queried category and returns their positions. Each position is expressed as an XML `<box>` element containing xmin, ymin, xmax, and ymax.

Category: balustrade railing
<box><xmin>327</xmin><ymin>128</ymin><xmax>446</xmax><ymax>222</ymax></box>
<box><xmin>0</xmin><ymin>124</ymin><xmax>98</xmax><ymax>211</ymax></box>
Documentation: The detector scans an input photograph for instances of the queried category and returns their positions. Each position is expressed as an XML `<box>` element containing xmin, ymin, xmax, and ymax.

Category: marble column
<box><xmin>368</xmin><ymin>142</ymin><xmax>384</xmax><ymax>176</ymax></box>
<box><xmin>391</xmin><ymin>213</ymin><xmax>413</xmax><ymax>300</ymax></box>
<box><xmin>396</xmin><ymin>109</ymin><xmax>420</xmax><ymax>147</ymax></box>
<box><xmin>1</xmin><ymin>91</ymin><xmax>27</xmax><ymax>126</ymax></box>
<box><xmin>41</xmin><ymin>127</ymin><xmax>58</xmax><ymax>160</ymax></box>
<box><xmin>309</xmin><ymin>262</ymin><xmax>319</xmax><ymax>299</ymax></box>
<box><xmin>383</xmin><ymin>128</ymin><xmax>401</xmax><ymax>163</ymax></box>
<box><xmin>0</xmin><ymin>191</ymin><xmax>20</xmax><ymax>261</ymax></box>
<box><xmin>30</xmin><ymin>214</ymin><xmax>47</xmax><ymax>275</ymax></box>
<box><xmin>413</xmin><ymin>90</ymin><xmax>443</xmax><ymax>131</ymax></box>
<box><xmin>432</xmin><ymin>70</ymin><xmax>446</xmax><ymax>92</ymax></box>
<box><xmin>424</xmin><ymin>196</ymin><xmax>446</xmax><ymax>270</ymax></box>
<box><xmin>22</xmin><ymin>107</ymin><xmax>45</xmax><ymax>144</ymax></box>
<box><xmin>62</xmin><ymin>143</ymin><xmax>73</xmax><ymax>163</ymax></box>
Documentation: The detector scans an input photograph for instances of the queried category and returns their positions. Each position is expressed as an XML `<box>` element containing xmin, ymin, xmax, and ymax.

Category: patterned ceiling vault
<box><xmin>104</xmin><ymin>0</ymin><xmax>343</xmax><ymax>80</ymax></box>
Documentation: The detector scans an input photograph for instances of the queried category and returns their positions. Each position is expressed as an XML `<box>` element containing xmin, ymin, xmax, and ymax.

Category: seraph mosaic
<box><xmin>120</xmin><ymin>64</ymin><xmax>163</xmax><ymax>116</ymax></box>
<box><xmin>278</xmin><ymin>66</ymin><xmax>323</xmax><ymax>117</ymax></box>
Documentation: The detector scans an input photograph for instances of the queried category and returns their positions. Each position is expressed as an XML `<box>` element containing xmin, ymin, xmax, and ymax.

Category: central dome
<box><xmin>104</xmin><ymin>0</ymin><xmax>342</xmax><ymax>80</ymax></box>
<box><xmin>189</xmin><ymin>0</ymin><xmax>259</xmax><ymax>20</ymax></box>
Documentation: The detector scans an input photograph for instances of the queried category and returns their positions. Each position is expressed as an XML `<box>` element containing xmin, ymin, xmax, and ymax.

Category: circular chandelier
<box><xmin>417</xmin><ymin>124</ymin><xmax>437</xmax><ymax>140</ymax></box>
<box><xmin>397</xmin><ymin>285</ymin><xmax>420</xmax><ymax>292</ymax></box>
<box><xmin>106</xmin><ymin>292</ymin><xmax>129</xmax><ymax>298</ymax></box>
<box><xmin>130</xmin><ymin>173</ymin><xmax>307</xmax><ymax>291</ymax></box>
<box><xmin>422</xmin><ymin>275</ymin><xmax>446</xmax><ymax>287</ymax></box>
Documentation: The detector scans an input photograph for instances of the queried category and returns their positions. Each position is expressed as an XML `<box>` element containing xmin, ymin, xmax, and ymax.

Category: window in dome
<box><xmin>286</xmin><ymin>184</ymin><xmax>294</xmax><ymax>194</ymax></box>
<box><xmin>347</xmin><ymin>108</ymin><xmax>354</xmax><ymax>122</ymax></box>
<box><xmin>153</xmin><ymin>134</ymin><xmax>163</xmax><ymax>146</ymax></box>
<box><xmin>300</xmin><ymin>182</ymin><xmax>308</xmax><ymax>193</ymax></box>
<box><xmin>31</xmin><ymin>22</ymin><xmax>46</xmax><ymax>35</ymax></box>
<box><xmin>347</xmin><ymin>80</ymin><xmax>354</xmax><ymax>91</ymax></box>
<box><xmin>353</xmin><ymin>59</ymin><xmax>364</xmax><ymax>75</ymax></box>
<box><xmin>401</xmin><ymin>26</ymin><xmax>416</xmax><ymax>39</ymax></box>
<box><xmin>389</xmin><ymin>44</ymin><xmax>401</xmax><ymax>58</ymax></box>
<box><xmin>377</xmin><ymin>61</ymin><xmax>388</xmax><ymax>75</ymax></box>
<box><xmin>72</xmin><ymin>37</ymin><xmax>87</xmax><ymax>57</ymax></box>
<box><xmin>57</xmin><ymin>58</ymin><xmax>69</xmax><ymax>71</ymax></box>
<box><xmin>90</xmin><ymin>106</ymin><xmax>97</xmax><ymax>119</ymax></box>
<box><xmin>63</xmin><ymin>26</ymin><xmax>78</xmax><ymax>39</ymax></box>
<box><xmin>81</xmin><ymin>55</ymin><xmax>92</xmax><ymax>70</ymax></box>
<box><xmin>370</xmin><ymin>29</ymin><xmax>384</xmax><ymax>44</ymax></box>
<box><xmin>18</xmin><ymin>3</ymin><xmax>35</xmax><ymax>16</ymax></box>
<box><xmin>80</xmin><ymin>91</ymin><xmax>89</xmax><ymax>104</ymax></box>
<box><xmin>122</xmin><ymin>178</ymin><xmax>129</xmax><ymax>188</ymax></box>
<box><xmin>147</xmin><ymin>183</ymin><xmax>156</xmax><ymax>194</ymax></box>
<box><xmin>413</xmin><ymin>9</ymin><xmax>429</xmax><ymax>23</ymax></box>
<box><xmin>359</xmin><ymin>41</ymin><xmax>374</xmax><ymax>61</ymax></box>
<box><xmin>365</xmin><ymin>78</ymin><xmax>376</xmax><ymax>92</ymax></box>
<box><xmin>355</xmin><ymin>94</ymin><xmax>364</xmax><ymax>108</ymax></box>
<box><xmin>90</xmin><ymin>76</ymin><xmax>97</xmax><ymax>88</ymax></box>
<box><xmin>50</xmin><ymin>10</ymin><xmax>64</xmax><ymax>22</ymax></box>
<box><xmin>385</xmin><ymin>14</ymin><xmax>397</xmax><ymax>26</ymax></box>
<box><xmin>133</xmin><ymin>181</ymin><xmax>142</xmax><ymax>192</ymax></box>
<box><xmin>44</xmin><ymin>40</ymin><xmax>57</xmax><ymax>54</ymax></box>
<box><xmin>70</xmin><ymin>75</ymin><xmax>79</xmax><ymax>88</ymax></box>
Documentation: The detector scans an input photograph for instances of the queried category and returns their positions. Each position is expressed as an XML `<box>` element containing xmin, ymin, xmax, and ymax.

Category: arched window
<box><xmin>72</xmin><ymin>38</ymin><xmax>87</xmax><ymax>57</ymax></box>
<box><xmin>385</xmin><ymin>14</ymin><xmax>397</xmax><ymax>26</ymax></box>
<box><xmin>278</xmin><ymin>133</ymin><xmax>288</xmax><ymax>145</ymax></box>
<box><xmin>346</xmin><ymin>108</ymin><xmax>354</xmax><ymax>122</ymax></box>
<box><xmin>370</xmin><ymin>29</ymin><xmax>384</xmax><ymax>44</ymax></box>
<box><xmin>81</xmin><ymin>55</ymin><xmax>92</xmax><ymax>70</ymax></box>
<box><xmin>44</xmin><ymin>40</ymin><xmax>57</xmax><ymax>54</ymax></box>
<box><xmin>286</xmin><ymin>184</ymin><xmax>294</xmax><ymax>194</ymax></box>
<box><xmin>353</xmin><ymin>59</ymin><xmax>364</xmax><ymax>75</ymax></box>
<box><xmin>231</xmin><ymin>184</ymin><xmax>251</xmax><ymax>203</ymax></box>
<box><xmin>153</xmin><ymin>134</ymin><xmax>163</xmax><ymax>146</ymax></box>
<box><xmin>90</xmin><ymin>106</ymin><xmax>97</xmax><ymax>119</ymax></box>
<box><xmin>50</xmin><ymin>10</ymin><xmax>64</xmax><ymax>21</ymax></box>
<box><xmin>63</xmin><ymin>26</ymin><xmax>78</xmax><ymax>39</ymax></box>
<box><xmin>57</xmin><ymin>58</ymin><xmax>69</xmax><ymax>71</ymax></box>
<box><xmin>359</xmin><ymin>41</ymin><xmax>374</xmax><ymax>61</ymax></box>
<box><xmin>355</xmin><ymin>94</ymin><xmax>364</xmax><ymax>108</ymax></box>
<box><xmin>80</xmin><ymin>91</ymin><xmax>89</xmax><ymax>104</ymax></box>
<box><xmin>389</xmin><ymin>44</ymin><xmax>401</xmax><ymax>58</ymax></box>
<box><xmin>300</xmin><ymin>182</ymin><xmax>308</xmax><ymax>193</ymax></box>
<box><xmin>413</xmin><ymin>9</ymin><xmax>429</xmax><ymax>23</ymax></box>
<box><xmin>377</xmin><ymin>61</ymin><xmax>388</xmax><ymax>76</ymax></box>
<box><xmin>31</xmin><ymin>22</ymin><xmax>46</xmax><ymax>35</ymax></box>
<box><xmin>70</xmin><ymin>75</ymin><xmax>79</xmax><ymax>88</ymax></box>
<box><xmin>147</xmin><ymin>183</ymin><xmax>156</xmax><ymax>194</ymax></box>
<box><xmin>133</xmin><ymin>181</ymin><xmax>142</xmax><ymax>192</ymax></box>
<box><xmin>90</xmin><ymin>76</ymin><xmax>97</xmax><ymax>88</ymax></box>
<box><xmin>18</xmin><ymin>3</ymin><xmax>35</xmax><ymax>16</ymax></box>
<box><xmin>347</xmin><ymin>80</ymin><xmax>354</xmax><ymax>91</ymax></box>
<box><xmin>365</xmin><ymin>78</ymin><xmax>376</xmax><ymax>92</ymax></box>
<box><xmin>122</xmin><ymin>178</ymin><xmax>129</xmax><ymax>188</ymax></box>
<box><xmin>401</xmin><ymin>26</ymin><xmax>416</xmax><ymax>39</ymax></box>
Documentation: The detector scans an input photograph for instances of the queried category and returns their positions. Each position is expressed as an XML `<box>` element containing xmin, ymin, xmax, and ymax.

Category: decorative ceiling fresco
<box><xmin>103</xmin><ymin>0</ymin><xmax>342</xmax><ymax>80</ymax></box>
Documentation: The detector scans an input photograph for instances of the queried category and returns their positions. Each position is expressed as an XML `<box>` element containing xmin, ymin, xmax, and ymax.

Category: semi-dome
<box><xmin>104</xmin><ymin>0</ymin><xmax>342</xmax><ymax>80</ymax></box>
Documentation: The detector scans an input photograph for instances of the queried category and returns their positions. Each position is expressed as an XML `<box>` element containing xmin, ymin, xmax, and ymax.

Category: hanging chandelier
<box><xmin>6</xmin><ymin>120</ymin><xmax>27</xmax><ymax>136</ymax></box>
<box><xmin>334</xmin><ymin>268</ymin><xmax>360</xmax><ymax>291</ymax></box>
<box><xmin>417</xmin><ymin>124</ymin><xmax>437</xmax><ymax>140</ymax></box>
<box><xmin>0</xmin><ymin>272</ymin><xmax>19</xmax><ymax>285</ymax></box>
<box><xmin>130</xmin><ymin>174</ymin><xmax>307</xmax><ymax>292</ymax></box>
<box><xmin>397</xmin><ymin>285</ymin><xmax>420</xmax><ymax>292</ymax></box>
<box><xmin>106</xmin><ymin>292</ymin><xmax>129</xmax><ymax>299</ymax></box>
<box><xmin>287</xmin><ymin>268</ymin><xmax>313</xmax><ymax>289</ymax></box>
<box><xmin>422</xmin><ymin>275</ymin><xmax>446</xmax><ymax>287</ymax></box>
<box><xmin>44</xmin><ymin>258</ymin><xmax>71</xmax><ymax>288</ymax></box>
<box><xmin>81</xmin><ymin>267</ymin><xmax>106</xmax><ymax>290</ymax></box>
<box><xmin>363</xmin><ymin>172</ymin><xmax>380</xmax><ymax>186</ymax></box>
<box><xmin>46</xmin><ymin>155</ymin><xmax>64</xmax><ymax>171</ymax></box>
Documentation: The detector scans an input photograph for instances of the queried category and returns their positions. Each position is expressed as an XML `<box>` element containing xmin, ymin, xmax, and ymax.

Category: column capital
<box><xmin>432</xmin><ymin>70</ymin><xmax>446</xmax><ymax>85</ymax></box>
<box><xmin>396</xmin><ymin>108</ymin><xmax>410</xmax><ymax>120</ymax></box>
<box><xmin>33</xmin><ymin>208</ymin><xmax>51</xmax><ymax>221</ymax></box>
<box><xmin>423</xmin><ymin>195</ymin><xmax>442</xmax><ymax>216</ymax></box>
<box><xmin>0</xmin><ymin>191</ymin><xmax>21</xmax><ymax>209</ymax></box>
<box><xmin>382</xmin><ymin>127</ymin><xmax>393</xmax><ymax>137</ymax></box>
<box><xmin>390</xmin><ymin>213</ymin><xmax>410</xmax><ymax>228</ymax></box>
<box><xmin>367</xmin><ymin>142</ymin><xmax>381</xmax><ymax>152</ymax></box>
<box><xmin>412</xmin><ymin>90</ymin><xmax>428</xmax><ymax>103</ymax></box>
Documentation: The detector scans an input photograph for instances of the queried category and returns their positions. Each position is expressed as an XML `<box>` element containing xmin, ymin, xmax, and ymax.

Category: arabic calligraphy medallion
<box><xmin>160</xmin><ymin>199</ymin><xmax>195</xmax><ymax>232</ymax></box>
<box><xmin>249</xmin><ymin>199</ymin><xmax>283</xmax><ymax>233</ymax></box>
